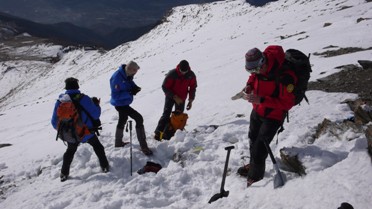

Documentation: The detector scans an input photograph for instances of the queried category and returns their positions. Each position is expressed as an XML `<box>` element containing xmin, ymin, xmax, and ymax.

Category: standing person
<box><xmin>237</xmin><ymin>46</ymin><xmax>297</xmax><ymax>186</ymax></box>
<box><xmin>110</xmin><ymin>61</ymin><xmax>153</xmax><ymax>155</ymax></box>
<box><xmin>51</xmin><ymin>77</ymin><xmax>109</xmax><ymax>182</ymax></box>
<box><xmin>154</xmin><ymin>60</ymin><xmax>197</xmax><ymax>140</ymax></box>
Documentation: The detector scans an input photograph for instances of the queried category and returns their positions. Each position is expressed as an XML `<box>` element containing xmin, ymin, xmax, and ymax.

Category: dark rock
<box><xmin>280</xmin><ymin>148</ymin><xmax>306</xmax><ymax>176</ymax></box>
<box><xmin>357</xmin><ymin>60</ymin><xmax>372</xmax><ymax>69</ymax></box>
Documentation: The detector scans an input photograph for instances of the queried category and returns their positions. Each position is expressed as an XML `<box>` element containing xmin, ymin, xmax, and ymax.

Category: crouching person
<box><xmin>51</xmin><ymin>77</ymin><xmax>109</xmax><ymax>182</ymax></box>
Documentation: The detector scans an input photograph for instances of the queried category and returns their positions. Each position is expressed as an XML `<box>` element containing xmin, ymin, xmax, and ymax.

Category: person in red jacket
<box><xmin>154</xmin><ymin>60</ymin><xmax>197</xmax><ymax>140</ymax></box>
<box><xmin>237</xmin><ymin>45</ymin><xmax>297</xmax><ymax>186</ymax></box>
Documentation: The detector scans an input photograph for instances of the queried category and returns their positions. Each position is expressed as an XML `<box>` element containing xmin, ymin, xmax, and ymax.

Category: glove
<box><xmin>186</xmin><ymin>100</ymin><xmax>193</xmax><ymax>110</ymax></box>
<box><xmin>92</xmin><ymin>119</ymin><xmax>102</xmax><ymax>128</ymax></box>
<box><xmin>92</xmin><ymin>97</ymin><xmax>100</xmax><ymax>106</ymax></box>
<box><xmin>130</xmin><ymin>86</ymin><xmax>141</xmax><ymax>95</ymax></box>
<box><xmin>173</xmin><ymin>95</ymin><xmax>183</xmax><ymax>105</ymax></box>
<box><xmin>244</xmin><ymin>85</ymin><xmax>252</xmax><ymax>94</ymax></box>
<box><xmin>247</xmin><ymin>93</ymin><xmax>263</xmax><ymax>104</ymax></box>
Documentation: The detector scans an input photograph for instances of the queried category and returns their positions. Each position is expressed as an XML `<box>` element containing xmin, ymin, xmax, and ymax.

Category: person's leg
<box><xmin>126</xmin><ymin>106</ymin><xmax>152</xmax><ymax>155</ymax></box>
<box><xmin>87</xmin><ymin>135</ymin><xmax>109</xmax><ymax>171</ymax></box>
<box><xmin>114</xmin><ymin>106</ymin><xmax>129</xmax><ymax>147</ymax></box>
<box><xmin>238</xmin><ymin>110</ymin><xmax>261</xmax><ymax>177</ymax></box>
<box><xmin>248</xmin><ymin>115</ymin><xmax>282</xmax><ymax>181</ymax></box>
<box><xmin>61</xmin><ymin>142</ymin><xmax>78</xmax><ymax>180</ymax></box>
<box><xmin>154</xmin><ymin>96</ymin><xmax>175</xmax><ymax>138</ymax></box>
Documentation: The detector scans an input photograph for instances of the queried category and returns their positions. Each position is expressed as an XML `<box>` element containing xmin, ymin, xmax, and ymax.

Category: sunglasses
<box><xmin>246</xmin><ymin>65</ymin><xmax>262</xmax><ymax>73</ymax></box>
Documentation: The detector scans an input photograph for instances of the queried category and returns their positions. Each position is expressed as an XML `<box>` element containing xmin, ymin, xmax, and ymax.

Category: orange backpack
<box><xmin>170</xmin><ymin>111</ymin><xmax>188</xmax><ymax>130</ymax></box>
<box><xmin>56</xmin><ymin>94</ymin><xmax>91</xmax><ymax>143</ymax></box>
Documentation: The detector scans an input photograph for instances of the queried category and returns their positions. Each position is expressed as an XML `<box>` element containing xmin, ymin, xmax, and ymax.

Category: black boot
<box><xmin>115</xmin><ymin>127</ymin><xmax>128</xmax><ymax>147</ymax></box>
<box><xmin>136</xmin><ymin>125</ymin><xmax>153</xmax><ymax>155</ymax></box>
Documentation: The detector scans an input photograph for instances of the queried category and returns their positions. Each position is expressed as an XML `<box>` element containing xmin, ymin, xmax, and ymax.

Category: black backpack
<box><xmin>283</xmin><ymin>49</ymin><xmax>312</xmax><ymax>105</ymax></box>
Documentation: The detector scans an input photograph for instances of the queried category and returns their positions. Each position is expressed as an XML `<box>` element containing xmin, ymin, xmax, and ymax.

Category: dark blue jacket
<box><xmin>51</xmin><ymin>89</ymin><xmax>101</xmax><ymax>142</ymax></box>
<box><xmin>110</xmin><ymin>65</ymin><xmax>137</xmax><ymax>106</ymax></box>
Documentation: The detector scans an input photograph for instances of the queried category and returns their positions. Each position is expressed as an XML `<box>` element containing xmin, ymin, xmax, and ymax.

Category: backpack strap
<box><xmin>70</xmin><ymin>94</ymin><xmax>101</xmax><ymax>136</ymax></box>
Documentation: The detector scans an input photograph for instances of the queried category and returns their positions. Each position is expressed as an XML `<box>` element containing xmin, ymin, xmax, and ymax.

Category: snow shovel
<box><xmin>263</xmin><ymin>139</ymin><xmax>286</xmax><ymax>188</ymax></box>
<box><xmin>208</xmin><ymin>145</ymin><xmax>235</xmax><ymax>204</ymax></box>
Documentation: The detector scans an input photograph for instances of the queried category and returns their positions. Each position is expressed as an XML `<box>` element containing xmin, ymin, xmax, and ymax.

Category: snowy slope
<box><xmin>0</xmin><ymin>0</ymin><xmax>371</xmax><ymax>208</ymax></box>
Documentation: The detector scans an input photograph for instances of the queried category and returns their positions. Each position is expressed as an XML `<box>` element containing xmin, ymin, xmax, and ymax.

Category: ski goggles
<box><xmin>245</xmin><ymin>57</ymin><xmax>265</xmax><ymax>73</ymax></box>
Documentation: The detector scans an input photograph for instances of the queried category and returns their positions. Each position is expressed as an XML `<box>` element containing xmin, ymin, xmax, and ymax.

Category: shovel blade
<box><xmin>208</xmin><ymin>190</ymin><xmax>229</xmax><ymax>204</ymax></box>
<box><xmin>273</xmin><ymin>171</ymin><xmax>286</xmax><ymax>189</ymax></box>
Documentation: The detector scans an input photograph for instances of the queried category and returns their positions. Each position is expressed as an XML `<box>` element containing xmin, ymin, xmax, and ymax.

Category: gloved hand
<box><xmin>173</xmin><ymin>95</ymin><xmax>183</xmax><ymax>105</ymax></box>
<box><xmin>92</xmin><ymin>119</ymin><xmax>102</xmax><ymax>128</ymax></box>
<box><xmin>246</xmin><ymin>93</ymin><xmax>263</xmax><ymax>104</ymax></box>
<box><xmin>130</xmin><ymin>85</ymin><xmax>141</xmax><ymax>95</ymax></box>
<box><xmin>186</xmin><ymin>100</ymin><xmax>193</xmax><ymax>110</ymax></box>
<box><xmin>92</xmin><ymin>97</ymin><xmax>100</xmax><ymax>106</ymax></box>
<box><xmin>244</xmin><ymin>85</ymin><xmax>252</xmax><ymax>94</ymax></box>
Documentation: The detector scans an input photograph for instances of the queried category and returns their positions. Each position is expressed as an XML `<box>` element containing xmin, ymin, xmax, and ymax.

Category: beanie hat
<box><xmin>65</xmin><ymin>77</ymin><xmax>79</xmax><ymax>90</ymax></box>
<box><xmin>179</xmin><ymin>60</ymin><xmax>190</xmax><ymax>72</ymax></box>
<box><xmin>338</xmin><ymin>202</ymin><xmax>354</xmax><ymax>209</ymax></box>
<box><xmin>245</xmin><ymin>48</ymin><xmax>265</xmax><ymax>71</ymax></box>
<box><xmin>126</xmin><ymin>60</ymin><xmax>140</xmax><ymax>71</ymax></box>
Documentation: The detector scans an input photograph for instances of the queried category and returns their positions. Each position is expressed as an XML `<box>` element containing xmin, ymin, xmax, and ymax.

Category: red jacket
<box><xmin>162</xmin><ymin>65</ymin><xmax>197</xmax><ymax>101</ymax></box>
<box><xmin>246</xmin><ymin>45</ymin><xmax>296</xmax><ymax>121</ymax></box>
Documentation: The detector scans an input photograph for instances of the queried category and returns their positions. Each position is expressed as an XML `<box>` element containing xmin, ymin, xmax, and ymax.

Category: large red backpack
<box><xmin>56</xmin><ymin>94</ymin><xmax>91</xmax><ymax>143</ymax></box>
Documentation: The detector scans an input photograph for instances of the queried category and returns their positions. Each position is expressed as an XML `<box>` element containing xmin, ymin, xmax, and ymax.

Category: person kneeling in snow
<box><xmin>237</xmin><ymin>46</ymin><xmax>297</xmax><ymax>186</ymax></box>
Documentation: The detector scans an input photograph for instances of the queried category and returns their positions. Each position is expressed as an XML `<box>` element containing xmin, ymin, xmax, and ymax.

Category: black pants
<box><xmin>115</xmin><ymin>105</ymin><xmax>144</xmax><ymax>129</ymax></box>
<box><xmin>61</xmin><ymin>135</ymin><xmax>109</xmax><ymax>176</ymax></box>
<box><xmin>155</xmin><ymin>96</ymin><xmax>185</xmax><ymax>133</ymax></box>
<box><xmin>248</xmin><ymin>110</ymin><xmax>282</xmax><ymax>181</ymax></box>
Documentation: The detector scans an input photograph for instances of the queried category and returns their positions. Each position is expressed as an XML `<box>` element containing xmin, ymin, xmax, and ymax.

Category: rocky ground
<box><xmin>308</xmin><ymin>47</ymin><xmax>372</xmax><ymax>103</ymax></box>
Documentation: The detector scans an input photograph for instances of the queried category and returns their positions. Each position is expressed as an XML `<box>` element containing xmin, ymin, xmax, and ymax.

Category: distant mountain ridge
<box><xmin>0</xmin><ymin>12</ymin><xmax>157</xmax><ymax>49</ymax></box>
<box><xmin>0</xmin><ymin>0</ymin><xmax>276</xmax><ymax>48</ymax></box>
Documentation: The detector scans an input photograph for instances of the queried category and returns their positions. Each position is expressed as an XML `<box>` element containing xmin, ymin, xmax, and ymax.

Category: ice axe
<box><xmin>208</xmin><ymin>145</ymin><xmax>234</xmax><ymax>204</ymax></box>
<box><xmin>263</xmin><ymin>139</ymin><xmax>286</xmax><ymax>188</ymax></box>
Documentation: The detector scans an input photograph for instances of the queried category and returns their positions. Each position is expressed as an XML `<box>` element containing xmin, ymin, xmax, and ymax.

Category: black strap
<box><xmin>71</xmin><ymin>94</ymin><xmax>101</xmax><ymax>136</ymax></box>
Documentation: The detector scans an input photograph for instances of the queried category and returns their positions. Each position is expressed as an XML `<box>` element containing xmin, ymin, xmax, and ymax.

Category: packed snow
<box><xmin>0</xmin><ymin>0</ymin><xmax>371</xmax><ymax>208</ymax></box>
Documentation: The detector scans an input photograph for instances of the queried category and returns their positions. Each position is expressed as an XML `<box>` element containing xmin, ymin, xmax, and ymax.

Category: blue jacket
<box><xmin>51</xmin><ymin>89</ymin><xmax>101</xmax><ymax>142</ymax></box>
<box><xmin>110</xmin><ymin>65</ymin><xmax>137</xmax><ymax>106</ymax></box>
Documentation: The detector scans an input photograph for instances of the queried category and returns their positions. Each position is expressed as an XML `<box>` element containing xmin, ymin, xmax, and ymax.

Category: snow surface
<box><xmin>0</xmin><ymin>0</ymin><xmax>371</xmax><ymax>208</ymax></box>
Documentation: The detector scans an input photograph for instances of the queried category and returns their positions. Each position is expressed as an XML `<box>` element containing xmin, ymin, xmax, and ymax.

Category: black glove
<box><xmin>92</xmin><ymin>97</ymin><xmax>100</xmax><ymax>106</ymax></box>
<box><xmin>92</xmin><ymin>119</ymin><xmax>102</xmax><ymax>128</ymax></box>
<box><xmin>130</xmin><ymin>86</ymin><xmax>141</xmax><ymax>95</ymax></box>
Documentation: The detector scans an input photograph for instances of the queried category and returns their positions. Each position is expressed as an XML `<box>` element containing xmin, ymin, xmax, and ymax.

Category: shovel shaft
<box><xmin>263</xmin><ymin>139</ymin><xmax>285</xmax><ymax>188</ymax></box>
<box><xmin>220</xmin><ymin>146</ymin><xmax>234</xmax><ymax>192</ymax></box>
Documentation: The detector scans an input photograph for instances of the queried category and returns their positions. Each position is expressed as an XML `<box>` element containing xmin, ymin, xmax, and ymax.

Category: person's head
<box><xmin>179</xmin><ymin>60</ymin><xmax>190</xmax><ymax>74</ymax></box>
<box><xmin>64</xmin><ymin>77</ymin><xmax>79</xmax><ymax>90</ymax></box>
<box><xmin>125</xmin><ymin>61</ymin><xmax>140</xmax><ymax>76</ymax></box>
<box><xmin>338</xmin><ymin>202</ymin><xmax>354</xmax><ymax>209</ymax></box>
<box><xmin>245</xmin><ymin>48</ymin><xmax>266</xmax><ymax>74</ymax></box>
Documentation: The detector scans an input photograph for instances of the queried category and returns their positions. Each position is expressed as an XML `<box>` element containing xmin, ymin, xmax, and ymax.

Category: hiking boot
<box><xmin>102</xmin><ymin>166</ymin><xmax>110</xmax><ymax>173</ymax></box>
<box><xmin>60</xmin><ymin>174</ymin><xmax>68</xmax><ymax>182</ymax></box>
<box><xmin>247</xmin><ymin>177</ymin><xmax>258</xmax><ymax>187</ymax></box>
<box><xmin>115</xmin><ymin>141</ymin><xmax>129</xmax><ymax>147</ymax></box>
<box><xmin>237</xmin><ymin>164</ymin><xmax>250</xmax><ymax>177</ymax></box>
<box><xmin>154</xmin><ymin>131</ymin><xmax>162</xmax><ymax>141</ymax></box>
<box><xmin>141</xmin><ymin>147</ymin><xmax>153</xmax><ymax>156</ymax></box>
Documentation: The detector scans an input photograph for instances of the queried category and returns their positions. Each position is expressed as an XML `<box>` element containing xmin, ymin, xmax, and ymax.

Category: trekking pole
<box><xmin>263</xmin><ymin>139</ymin><xmax>286</xmax><ymax>189</ymax></box>
<box><xmin>208</xmin><ymin>145</ymin><xmax>235</xmax><ymax>204</ymax></box>
<box><xmin>128</xmin><ymin>120</ymin><xmax>133</xmax><ymax>176</ymax></box>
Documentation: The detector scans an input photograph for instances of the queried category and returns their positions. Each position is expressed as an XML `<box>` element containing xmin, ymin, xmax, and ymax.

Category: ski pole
<box><xmin>128</xmin><ymin>120</ymin><xmax>133</xmax><ymax>176</ymax></box>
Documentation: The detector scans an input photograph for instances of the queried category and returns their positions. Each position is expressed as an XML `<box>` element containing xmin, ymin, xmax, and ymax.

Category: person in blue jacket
<box><xmin>110</xmin><ymin>61</ymin><xmax>152</xmax><ymax>155</ymax></box>
<box><xmin>51</xmin><ymin>77</ymin><xmax>109</xmax><ymax>182</ymax></box>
